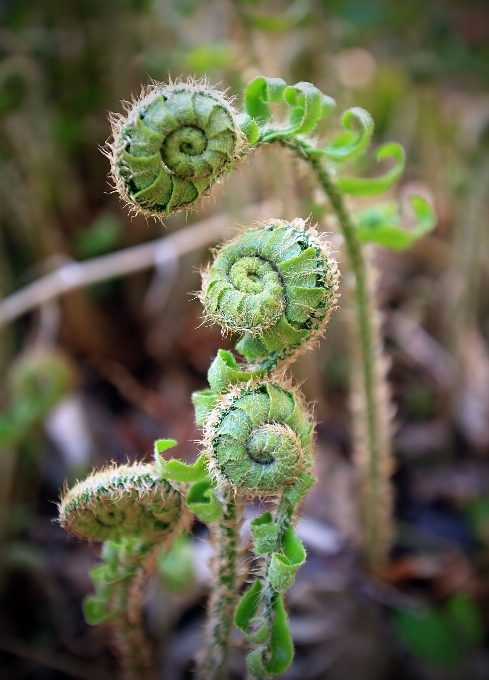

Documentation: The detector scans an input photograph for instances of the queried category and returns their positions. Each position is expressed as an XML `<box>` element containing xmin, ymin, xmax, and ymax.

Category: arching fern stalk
<box><xmin>238</xmin><ymin>77</ymin><xmax>436</xmax><ymax>567</ymax></box>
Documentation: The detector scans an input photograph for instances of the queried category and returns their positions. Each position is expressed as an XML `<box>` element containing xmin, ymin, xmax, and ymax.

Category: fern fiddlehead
<box><xmin>203</xmin><ymin>382</ymin><xmax>312</xmax><ymax>495</ymax></box>
<box><xmin>108</xmin><ymin>80</ymin><xmax>244</xmax><ymax>217</ymax></box>
<box><xmin>59</xmin><ymin>463</ymin><xmax>186</xmax><ymax>542</ymax></box>
<box><xmin>59</xmin><ymin>455</ymin><xmax>191</xmax><ymax>680</ymax></box>
<box><xmin>179</xmin><ymin>217</ymin><xmax>338</xmax><ymax>678</ymax></box>
<box><xmin>239</xmin><ymin>76</ymin><xmax>435</xmax><ymax>567</ymax></box>
<box><xmin>57</xmin><ymin>74</ymin><xmax>437</xmax><ymax>680</ymax></box>
<box><xmin>202</xmin><ymin>218</ymin><xmax>338</xmax><ymax>372</ymax></box>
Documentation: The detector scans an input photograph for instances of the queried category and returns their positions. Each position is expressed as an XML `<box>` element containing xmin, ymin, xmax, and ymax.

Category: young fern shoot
<box><xmin>58</xmin><ymin>75</ymin><xmax>436</xmax><ymax>680</ymax></box>
<box><xmin>182</xmin><ymin>218</ymin><xmax>339</xmax><ymax>677</ymax></box>
<box><xmin>59</xmin><ymin>453</ymin><xmax>191</xmax><ymax>680</ymax></box>
<box><xmin>107</xmin><ymin>79</ymin><xmax>244</xmax><ymax>218</ymax></box>
<box><xmin>239</xmin><ymin>77</ymin><xmax>436</xmax><ymax>566</ymax></box>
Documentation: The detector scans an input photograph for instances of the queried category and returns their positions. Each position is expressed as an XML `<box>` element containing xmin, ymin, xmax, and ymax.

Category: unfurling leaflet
<box><xmin>107</xmin><ymin>79</ymin><xmax>246</xmax><ymax>217</ymax></box>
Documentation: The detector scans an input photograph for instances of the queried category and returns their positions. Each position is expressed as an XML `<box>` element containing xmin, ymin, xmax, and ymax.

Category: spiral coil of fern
<box><xmin>59</xmin><ymin>462</ymin><xmax>189</xmax><ymax>680</ymax></box>
<box><xmin>187</xmin><ymin>218</ymin><xmax>338</xmax><ymax>678</ymax></box>
<box><xmin>108</xmin><ymin>80</ymin><xmax>243</xmax><ymax>217</ymax></box>
<box><xmin>202</xmin><ymin>218</ymin><xmax>338</xmax><ymax>372</ymax></box>
<box><xmin>203</xmin><ymin>382</ymin><xmax>313</xmax><ymax>495</ymax></box>
<box><xmin>59</xmin><ymin>463</ymin><xmax>186</xmax><ymax>543</ymax></box>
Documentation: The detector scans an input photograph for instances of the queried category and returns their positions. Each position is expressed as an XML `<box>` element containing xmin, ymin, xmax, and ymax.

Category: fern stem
<box><xmin>201</xmin><ymin>485</ymin><xmax>242</xmax><ymax>680</ymax></box>
<box><xmin>259</xmin><ymin>137</ymin><xmax>393</xmax><ymax>565</ymax></box>
<box><xmin>261</xmin><ymin>492</ymin><xmax>293</xmax><ymax>653</ymax></box>
<box><xmin>111</xmin><ymin>544</ymin><xmax>157</xmax><ymax>680</ymax></box>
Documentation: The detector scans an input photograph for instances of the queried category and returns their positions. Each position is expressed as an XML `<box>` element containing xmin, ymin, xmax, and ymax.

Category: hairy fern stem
<box><xmin>260</xmin><ymin>137</ymin><xmax>393</xmax><ymax>565</ymax></box>
<box><xmin>110</xmin><ymin>542</ymin><xmax>158</xmax><ymax>680</ymax></box>
<box><xmin>201</xmin><ymin>486</ymin><xmax>242</xmax><ymax>680</ymax></box>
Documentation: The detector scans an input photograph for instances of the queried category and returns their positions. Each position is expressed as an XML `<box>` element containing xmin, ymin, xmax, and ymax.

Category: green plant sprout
<box><xmin>184</xmin><ymin>216</ymin><xmax>338</xmax><ymax>678</ymax></box>
<box><xmin>59</xmin><ymin>455</ymin><xmax>191</xmax><ymax>680</ymax></box>
<box><xmin>59</xmin><ymin>77</ymin><xmax>435</xmax><ymax>679</ymax></box>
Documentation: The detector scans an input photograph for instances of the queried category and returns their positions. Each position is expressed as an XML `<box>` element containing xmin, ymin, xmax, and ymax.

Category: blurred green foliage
<box><xmin>74</xmin><ymin>213</ymin><xmax>122</xmax><ymax>259</ymax></box>
<box><xmin>157</xmin><ymin>534</ymin><xmax>195</xmax><ymax>593</ymax></box>
<box><xmin>394</xmin><ymin>593</ymin><xmax>485</xmax><ymax>671</ymax></box>
<box><xmin>0</xmin><ymin>350</ymin><xmax>74</xmax><ymax>448</ymax></box>
<box><xmin>184</xmin><ymin>42</ymin><xmax>235</xmax><ymax>73</ymax></box>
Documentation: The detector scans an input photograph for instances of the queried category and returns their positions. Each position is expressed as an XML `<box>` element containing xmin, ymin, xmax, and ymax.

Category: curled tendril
<box><xmin>59</xmin><ymin>464</ymin><xmax>187</xmax><ymax>542</ymax></box>
<box><xmin>243</xmin><ymin>77</ymin><xmax>335</xmax><ymax>140</ymax></box>
<box><xmin>355</xmin><ymin>194</ymin><xmax>436</xmax><ymax>250</ymax></box>
<box><xmin>337</xmin><ymin>141</ymin><xmax>405</xmax><ymax>195</ymax></box>
<box><xmin>202</xmin><ymin>382</ymin><xmax>313</xmax><ymax>495</ymax></box>
<box><xmin>202</xmin><ymin>218</ymin><xmax>338</xmax><ymax>372</ymax></box>
<box><xmin>108</xmin><ymin>79</ymin><xmax>244</xmax><ymax>217</ymax></box>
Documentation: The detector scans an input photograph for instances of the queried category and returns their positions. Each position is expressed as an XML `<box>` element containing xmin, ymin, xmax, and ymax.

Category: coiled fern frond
<box><xmin>107</xmin><ymin>79</ymin><xmax>244</xmax><ymax>217</ymax></box>
<box><xmin>59</xmin><ymin>455</ymin><xmax>191</xmax><ymax>680</ymax></box>
<box><xmin>203</xmin><ymin>382</ymin><xmax>313</xmax><ymax>495</ymax></box>
<box><xmin>202</xmin><ymin>218</ymin><xmax>338</xmax><ymax>372</ymax></box>
<box><xmin>59</xmin><ymin>463</ymin><xmax>187</xmax><ymax>542</ymax></box>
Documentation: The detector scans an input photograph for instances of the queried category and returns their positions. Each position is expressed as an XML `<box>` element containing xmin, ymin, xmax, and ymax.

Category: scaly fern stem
<box><xmin>201</xmin><ymin>484</ymin><xmax>242</xmax><ymax>680</ymax></box>
<box><xmin>257</xmin><ymin>137</ymin><xmax>392</xmax><ymax>566</ymax></box>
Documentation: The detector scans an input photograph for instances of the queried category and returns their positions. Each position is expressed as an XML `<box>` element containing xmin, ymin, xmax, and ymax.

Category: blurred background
<box><xmin>1</xmin><ymin>0</ymin><xmax>489</xmax><ymax>678</ymax></box>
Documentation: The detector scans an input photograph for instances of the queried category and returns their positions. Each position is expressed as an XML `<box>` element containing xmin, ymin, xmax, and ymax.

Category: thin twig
<box><xmin>0</xmin><ymin>201</ymin><xmax>279</xmax><ymax>328</ymax></box>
